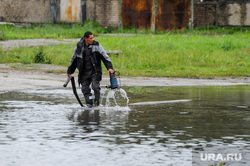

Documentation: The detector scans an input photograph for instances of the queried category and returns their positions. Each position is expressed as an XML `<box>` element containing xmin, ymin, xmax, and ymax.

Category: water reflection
<box><xmin>73</xmin><ymin>109</ymin><xmax>100</xmax><ymax>133</ymax></box>
<box><xmin>74</xmin><ymin>110</ymin><xmax>100</xmax><ymax>125</ymax></box>
<box><xmin>0</xmin><ymin>85</ymin><xmax>250</xmax><ymax>166</ymax></box>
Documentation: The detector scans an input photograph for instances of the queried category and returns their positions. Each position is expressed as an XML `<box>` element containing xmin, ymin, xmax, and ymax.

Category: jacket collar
<box><xmin>76</xmin><ymin>37</ymin><xmax>99</xmax><ymax>54</ymax></box>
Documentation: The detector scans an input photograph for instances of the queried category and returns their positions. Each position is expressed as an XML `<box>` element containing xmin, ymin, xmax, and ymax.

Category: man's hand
<box><xmin>67</xmin><ymin>74</ymin><xmax>71</xmax><ymax>78</ymax></box>
<box><xmin>108</xmin><ymin>69</ymin><xmax>114</xmax><ymax>74</ymax></box>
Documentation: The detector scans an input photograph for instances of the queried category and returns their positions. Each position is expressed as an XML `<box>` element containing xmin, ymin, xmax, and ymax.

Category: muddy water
<box><xmin>0</xmin><ymin>85</ymin><xmax>250</xmax><ymax>166</ymax></box>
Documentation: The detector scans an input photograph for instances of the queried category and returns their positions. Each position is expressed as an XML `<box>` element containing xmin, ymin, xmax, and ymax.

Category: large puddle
<box><xmin>0</xmin><ymin>85</ymin><xmax>250</xmax><ymax>166</ymax></box>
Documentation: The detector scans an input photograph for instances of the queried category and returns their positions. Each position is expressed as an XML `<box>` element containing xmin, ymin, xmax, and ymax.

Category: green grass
<box><xmin>100</xmin><ymin>34</ymin><xmax>250</xmax><ymax>77</ymax></box>
<box><xmin>1</xmin><ymin>22</ymin><xmax>249</xmax><ymax>40</ymax></box>
<box><xmin>0</xmin><ymin>21</ymin><xmax>113</xmax><ymax>40</ymax></box>
<box><xmin>0</xmin><ymin>23</ymin><xmax>249</xmax><ymax>78</ymax></box>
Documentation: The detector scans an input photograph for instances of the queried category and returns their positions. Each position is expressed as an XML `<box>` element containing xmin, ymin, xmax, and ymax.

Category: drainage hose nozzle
<box><xmin>106</xmin><ymin>85</ymin><xmax>119</xmax><ymax>89</ymax></box>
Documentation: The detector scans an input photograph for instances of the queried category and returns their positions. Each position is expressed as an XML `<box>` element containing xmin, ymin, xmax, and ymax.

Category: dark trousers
<box><xmin>81</xmin><ymin>74</ymin><xmax>100</xmax><ymax>95</ymax></box>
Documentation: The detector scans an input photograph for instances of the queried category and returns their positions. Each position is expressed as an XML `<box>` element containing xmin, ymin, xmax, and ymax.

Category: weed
<box><xmin>0</xmin><ymin>31</ymin><xmax>7</xmax><ymax>40</ymax></box>
<box><xmin>34</xmin><ymin>46</ymin><xmax>45</xmax><ymax>63</ymax></box>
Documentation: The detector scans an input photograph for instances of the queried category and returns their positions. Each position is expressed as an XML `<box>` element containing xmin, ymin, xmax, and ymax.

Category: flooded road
<box><xmin>0</xmin><ymin>85</ymin><xmax>250</xmax><ymax>166</ymax></box>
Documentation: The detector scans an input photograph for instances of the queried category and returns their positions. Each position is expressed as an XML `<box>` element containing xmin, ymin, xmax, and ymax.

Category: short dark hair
<box><xmin>84</xmin><ymin>31</ymin><xmax>93</xmax><ymax>38</ymax></box>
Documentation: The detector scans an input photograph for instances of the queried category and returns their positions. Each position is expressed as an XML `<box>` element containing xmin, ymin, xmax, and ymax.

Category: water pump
<box><xmin>106</xmin><ymin>71</ymin><xmax>119</xmax><ymax>89</ymax></box>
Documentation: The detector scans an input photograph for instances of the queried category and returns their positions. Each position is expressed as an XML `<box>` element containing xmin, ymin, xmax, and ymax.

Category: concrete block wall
<box><xmin>0</xmin><ymin>0</ymin><xmax>52</xmax><ymax>23</ymax></box>
<box><xmin>194</xmin><ymin>3</ymin><xmax>217</xmax><ymax>27</ymax></box>
<box><xmin>86</xmin><ymin>0</ymin><xmax>120</xmax><ymax>28</ymax></box>
<box><xmin>193</xmin><ymin>0</ymin><xmax>250</xmax><ymax>27</ymax></box>
<box><xmin>216</xmin><ymin>2</ymin><xmax>250</xmax><ymax>26</ymax></box>
<box><xmin>224</xmin><ymin>3</ymin><xmax>250</xmax><ymax>26</ymax></box>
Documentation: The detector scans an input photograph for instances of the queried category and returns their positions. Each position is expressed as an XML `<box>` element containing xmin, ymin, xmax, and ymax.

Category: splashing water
<box><xmin>101</xmin><ymin>88</ymin><xmax>129</xmax><ymax>107</ymax></box>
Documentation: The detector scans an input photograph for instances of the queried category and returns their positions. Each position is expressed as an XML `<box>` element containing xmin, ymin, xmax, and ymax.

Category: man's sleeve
<box><xmin>98</xmin><ymin>44</ymin><xmax>113</xmax><ymax>70</ymax></box>
<box><xmin>67</xmin><ymin>47</ymin><xmax>78</xmax><ymax>74</ymax></box>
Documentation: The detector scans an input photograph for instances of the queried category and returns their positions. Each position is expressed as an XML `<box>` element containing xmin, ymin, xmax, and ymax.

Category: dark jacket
<box><xmin>67</xmin><ymin>37</ymin><xmax>113</xmax><ymax>83</ymax></box>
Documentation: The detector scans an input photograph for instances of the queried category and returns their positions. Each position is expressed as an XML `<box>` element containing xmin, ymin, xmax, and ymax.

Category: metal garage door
<box><xmin>121</xmin><ymin>0</ymin><xmax>191</xmax><ymax>30</ymax></box>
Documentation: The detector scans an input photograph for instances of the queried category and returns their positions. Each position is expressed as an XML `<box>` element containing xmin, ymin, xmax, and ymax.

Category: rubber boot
<box><xmin>84</xmin><ymin>93</ymin><xmax>93</xmax><ymax>108</ymax></box>
<box><xmin>94</xmin><ymin>93</ymin><xmax>100</xmax><ymax>107</ymax></box>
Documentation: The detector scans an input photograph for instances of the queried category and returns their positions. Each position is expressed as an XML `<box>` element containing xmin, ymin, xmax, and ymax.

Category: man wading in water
<box><xmin>67</xmin><ymin>31</ymin><xmax>114</xmax><ymax>108</ymax></box>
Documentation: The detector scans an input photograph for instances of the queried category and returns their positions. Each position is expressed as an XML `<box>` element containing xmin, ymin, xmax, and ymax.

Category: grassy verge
<box><xmin>1</xmin><ymin>22</ymin><xmax>249</xmax><ymax>40</ymax></box>
<box><xmin>0</xmin><ymin>21</ymin><xmax>111</xmax><ymax>40</ymax></box>
<box><xmin>0</xmin><ymin>23</ymin><xmax>249</xmax><ymax>78</ymax></box>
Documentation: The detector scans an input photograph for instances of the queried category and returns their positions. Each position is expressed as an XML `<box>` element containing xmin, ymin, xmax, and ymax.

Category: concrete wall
<box><xmin>86</xmin><ymin>0</ymin><xmax>120</xmax><ymax>28</ymax></box>
<box><xmin>219</xmin><ymin>2</ymin><xmax>250</xmax><ymax>26</ymax></box>
<box><xmin>0</xmin><ymin>0</ymin><xmax>52</xmax><ymax>23</ymax></box>
<box><xmin>246</xmin><ymin>3</ymin><xmax>250</xmax><ymax>25</ymax></box>
<box><xmin>0</xmin><ymin>0</ymin><xmax>120</xmax><ymax>27</ymax></box>
<box><xmin>194</xmin><ymin>1</ymin><xmax>250</xmax><ymax>27</ymax></box>
<box><xmin>194</xmin><ymin>2</ymin><xmax>217</xmax><ymax>27</ymax></box>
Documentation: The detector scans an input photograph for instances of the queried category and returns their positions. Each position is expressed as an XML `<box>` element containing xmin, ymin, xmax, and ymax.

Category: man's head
<box><xmin>84</xmin><ymin>31</ymin><xmax>94</xmax><ymax>46</ymax></box>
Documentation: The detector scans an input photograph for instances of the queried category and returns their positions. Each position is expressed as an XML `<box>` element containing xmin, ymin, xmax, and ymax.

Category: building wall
<box><xmin>90</xmin><ymin>0</ymin><xmax>120</xmax><ymax>28</ymax></box>
<box><xmin>0</xmin><ymin>0</ymin><xmax>52</xmax><ymax>23</ymax></box>
<box><xmin>194</xmin><ymin>2</ymin><xmax>217</xmax><ymax>27</ymax></box>
<box><xmin>218</xmin><ymin>2</ymin><xmax>250</xmax><ymax>26</ymax></box>
<box><xmin>193</xmin><ymin>0</ymin><xmax>250</xmax><ymax>27</ymax></box>
<box><xmin>246</xmin><ymin>3</ymin><xmax>250</xmax><ymax>25</ymax></box>
<box><xmin>121</xmin><ymin>0</ymin><xmax>191</xmax><ymax>31</ymax></box>
<box><xmin>0</xmin><ymin>0</ymin><xmax>249</xmax><ymax>28</ymax></box>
